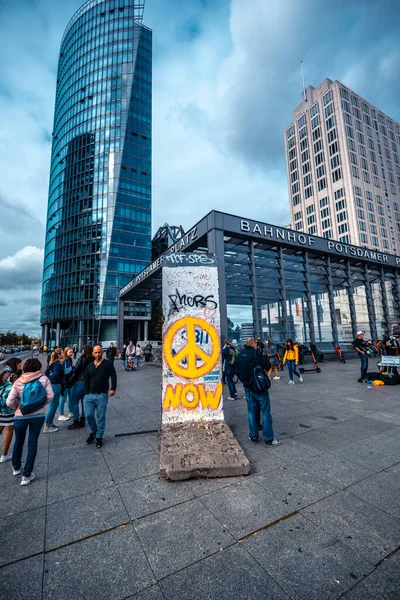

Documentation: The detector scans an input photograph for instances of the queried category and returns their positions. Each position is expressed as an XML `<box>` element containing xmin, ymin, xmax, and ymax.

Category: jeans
<box><xmin>45</xmin><ymin>384</ymin><xmax>62</xmax><ymax>426</ymax></box>
<box><xmin>359</xmin><ymin>353</ymin><xmax>369</xmax><ymax>379</ymax></box>
<box><xmin>13</xmin><ymin>417</ymin><xmax>45</xmax><ymax>477</ymax></box>
<box><xmin>287</xmin><ymin>360</ymin><xmax>301</xmax><ymax>381</ymax></box>
<box><xmin>84</xmin><ymin>393</ymin><xmax>108</xmax><ymax>438</ymax></box>
<box><xmin>59</xmin><ymin>387</ymin><xmax>73</xmax><ymax>415</ymax></box>
<box><xmin>72</xmin><ymin>381</ymin><xmax>85</xmax><ymax>421</ymax></box>
<box><xmin>244</xmin><ymin>388</ymin><xmax>274</xmax><ymax>442</ymax></box>
<box><xmin>226</xmin><ymin>372</ymin><xmax>237</xmax><ymax>398</ymax></box>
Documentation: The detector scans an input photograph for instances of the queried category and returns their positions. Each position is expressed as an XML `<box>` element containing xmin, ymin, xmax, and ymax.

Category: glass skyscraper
<box><xmin>41</xmin><ymin>0</ymin><xmax>152</xmax><ymax>347</ymax></box>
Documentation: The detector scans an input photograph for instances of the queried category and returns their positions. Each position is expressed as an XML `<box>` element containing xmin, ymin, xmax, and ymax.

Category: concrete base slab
<box><xmin>160</xmin><ymin>421</ymin><xmax>250</xmax><ymax>481</ymax></box>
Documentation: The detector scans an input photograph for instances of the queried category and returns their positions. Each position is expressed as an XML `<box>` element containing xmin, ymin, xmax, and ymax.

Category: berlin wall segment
<box><xmin>159</xmin><ymin>252</ymin><xmax>250</xmax><ymax>481</ymax></box>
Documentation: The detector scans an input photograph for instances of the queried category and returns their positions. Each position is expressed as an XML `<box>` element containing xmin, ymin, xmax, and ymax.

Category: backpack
<box><xmin>20</xmin><ymin>378</ymin><xmax>47</xmax><ymax>416</ymax></box>
<box><xmin>228</xmin><ymin>347</ymin><xmax>238</xmax><ymax>366</ymax></box>
<box><xmin>250</xmin><ymin>365</ymin><xmax>271</xmax><ymax>393</ymax></box>
<box><xmin>0</xmin><ymin>374</ymin><xmax>15</xmax><ymax>416</ymax></box>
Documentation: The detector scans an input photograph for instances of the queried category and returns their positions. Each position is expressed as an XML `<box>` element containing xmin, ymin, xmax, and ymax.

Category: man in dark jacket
<box><xmin>106</xmin><ymin>342</ymin><xmax>117</xmax><ymax>363</ymax></box>
<box><xmin>236</xmin><ymin>338</ymin><xmax>281</xmax><ymax>447</ymax></box>
<box><xmin>84</xmin><ymin>345</ymin><xmax>117</xmax><ymax>448</ymax></box>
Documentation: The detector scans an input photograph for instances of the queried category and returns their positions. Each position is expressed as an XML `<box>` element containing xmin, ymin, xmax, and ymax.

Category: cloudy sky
<box><xmin>0</xmin><ymin>0</ymin><xmax>400</xmax><ymax>334</ymax></box>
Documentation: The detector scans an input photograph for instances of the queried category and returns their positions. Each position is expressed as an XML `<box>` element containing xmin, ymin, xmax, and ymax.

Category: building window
<box><xmin>304</xmin><ymin>174</ymin><xmax>312</xmax><ymax>187</ymax></box>
<box><xmin>307</xmin><ymin>214</ymin><xmax>315</xmax><ymax>225</ymax></box>
<box><xmin>294</xmin><ymin>211</ymin><xmax>302</xmax><ymax>221</ymax></box>
<box><xmin>322</xmin><ymin>218</ymin><xmax>331</xmax><ymax>229</ymax></box>
<box><xmin>359</xmin><ymin>221</ymin><xmax>367</xmax><ymax>231</ymax></box>
<box><xmin>306</xmin><ymin>204</ymin><xmax>315</xmax><ymax>215</ymax></box>
<box><xmin>334</xmin><ymin>188</ymin><xmax>344</xmax><ymax>200</ymax></box>
<box><xmin>357</xmin><ymin>209</ymin><xmax>365</xmax><ymax>219</ymax></box>
<box><xmin>323</xmin><ymin>230</ymin><xmax>333</xmax><ymax>238</ymax></box>
<box><xmin>304</xmin><ymin>186</ymin><xmax>313</xmax><ymax>199</ymax></box>
<box><xmin>356</xmin><ymin>197</ymin><xmax>363</xmax><ymax>207</ymax></box>
<box><xmin>360</xmin><ymin>233</ymin><xmax>368</xmax><ymax>243</ymax></box>
<box><xmin>337</xmin><ymin>211</ymin><xmax>347</xmax><ymax>223</ymax></box>
<box><xmin>338</xmin><ymin>223</ymin><xmax>348</xmax><ymax>234</ymax></box>
<box><xmin>298</xmin><ymin>115</ymin><xmax>306</xmax><ymax>128</ymax></box>
<box><xmin>332</xmin><ymin>168</ymin><xmax>342</xmax><ymax>183</ymax></box>
<box><xmin>320</xmin><ymin>196</ymin><xmax>329</xmax><ymax>208</ymax></box>
<box><xmin>331</xmin><ymin>155</ymin><xmax>341</xmax><ymax>169</ymax></box>
<box><xmin>329</xmin><ymin>141</ymin><xmax>339</xmax><ymax>156</ymax></box>
<box><xmin>323</xmin><ymin>90</ymin><xmax>333</xmax><ymax>105</ymax></box>
<box><xmin>295</xmin><ymin>221</ymin><xmax>303</xmax><ymax>230</ymax></box>
<box><xmin>308</xmin><ymin>225</ymin><xmax>316</xmax><ymax>234</ymax></box>
<box><xmin>327</xmin><ymin>129</ymin><xmax>337</xmax><ymax>143</ymax></box>
<box><xmin>352</xmin><ymin>165</ymin><xmax>359</xmax><ymax>178</ymax></box>
<box><xmin>336</xmin><ymin>199</ymin><xmax>346</xmax><ymax>211</ymax></box>
<box><xmin>318</xmin><ymin>178</ymin><xmax>327</xmax><ymax>191</ymax></box>
<box><xmin>321</xmin><ymin>207</ymin><xmax>330</xmax><ymax>218</ymax></box>
<box><xmin>293</xmin><ymin>194</ymin><xmax>300</xmax><ymax>206</ymax></box>
<box><xmin>340</xmin><ymin>234</ymin><xmax>350</xmax><ymax>243</ymax></box>
<box><xmin>311</xmin><ymin>115</ymin><xmax>320</xmax><ymax>129</ymax></box>
<box><xmin>310</xmin><ymin>103</ymin><xmax>319</xmax><ymax>117</ymax></box>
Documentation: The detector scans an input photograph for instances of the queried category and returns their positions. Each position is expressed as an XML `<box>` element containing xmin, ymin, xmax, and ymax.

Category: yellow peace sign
<box><xmin>164</xmin><ymin>316</ymin><xmax>220</xmax><ymax>378</ymax></box>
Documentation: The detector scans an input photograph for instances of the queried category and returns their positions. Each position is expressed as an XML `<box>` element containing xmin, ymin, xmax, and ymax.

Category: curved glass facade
<box><xmin>41</xmin><ymin>0</ymin><xmax>151</xmax><ymax>346</ymax></box>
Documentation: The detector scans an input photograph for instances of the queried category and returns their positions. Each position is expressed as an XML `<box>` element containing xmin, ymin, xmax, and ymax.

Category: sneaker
<box><xmin>12</xmin><ymin>468</ymin><xmax>21</xmax><ymax>476</ymax></box>
<box><xmin>79</xmin><ymin>417</ymin><xmax>86</xmax><ymax>427</ymax></box>
<box><xmin>288</xmin><ymin>380</ymin><xmax>295</xmax><ymax>385</ymax></box>
<box><xmin>248</xmin><ymin>437</ymin><xmax>258</xmax><ymax>444</ymax></box>
<box><xmin>265</xmin><ymin>439</ymin><xmax>282</xmax><ymax>447</ymax></box>
<box><xmin>358</xmin><ymin>378</ymin><xmax>364</xmax><ymax>383</ymax></box>
<box><xmin>67</xmin><ymin>412</ymin><xmax>73</xmax><ymax>418</ymax></box>
<box><xmin>96</xmin><ymin>438</ymin><xmax>103</xmax><ymax>449</ymax></box>
<box><xmin>67</xmin><ymin>421</ymin><xmax>81</xmax><ymax>430</ymax></box>
<box><xmin>57</xmin><ymin>415</ymin><xmax>70</xmax><ymax>421</ymax></box>
<box><xmin>299</xmin><ymin>376</ymin><xmax>304</xmax><ymax>383</ymax></box>
<box><xmin>273</xmin><ymin>376</ymin><xmax>280</xmax><ymax>380</ymax></box>
<box><xmin>0</xmin><ymin>453</ymin><xmax>12</xmax><ymax>463</ymax></box>
<box><xmin>21</xmin><ymin>473</ymin><xmax>35</xmax><ymax>486</ymax></box>
<box><xmin>43</xmin><ymin>425</ymin><xmax>59</xmax><ymax>433</ymax></box>
<box><xmin>86</xmin><ymin>433</ymin><xmax>96</xmax><ymax>445</ymax></box>
<box><xmin>227</xmin><ymin>396</ymin><xmax>236</xmax><ymax>400</ymax></box>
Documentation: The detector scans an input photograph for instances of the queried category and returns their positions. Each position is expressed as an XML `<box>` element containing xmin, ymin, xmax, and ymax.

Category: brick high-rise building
<box><xmin>285</xmin><ymin>78</ymin><xmax>400</xmax><ymax>254</ymax></box>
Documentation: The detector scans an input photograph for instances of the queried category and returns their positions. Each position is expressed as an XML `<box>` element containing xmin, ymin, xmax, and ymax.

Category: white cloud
<box><xmin>0</xmin><ymin>246</ymin><xmax>44</xmax><ymax>289</ymax></box>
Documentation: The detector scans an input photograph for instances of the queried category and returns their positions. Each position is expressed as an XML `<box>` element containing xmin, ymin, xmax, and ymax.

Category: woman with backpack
<box><xmin>6</xmin><ymin>358</ymin><xmax>54</xmax><ymax>485</ymax></box>
<box><xmin>68</xmin><ymin>345</ymin><xmax>94</xmax><ymax>430</ymax></box>
<box><xmin>43</xmin><ymin>348</ymin><xmax>65</xmax><ymax>433</ymax></box>
<box><xmin>57</xmin><ymin>347</ymin><xmax>74</xmax><ymax>422</ymax></box>
<box><xmin>0</xmin><ymin>357</ymin><xmax>22</xmax><ymax>463</ymax></box>
<box><xmin>283</xmin><ymin>339</ymin><xmax>303</xmax><ymax>385</ymax></box>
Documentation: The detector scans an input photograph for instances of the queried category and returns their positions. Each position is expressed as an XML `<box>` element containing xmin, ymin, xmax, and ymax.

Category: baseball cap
<box><xmin>357</xmin><ymin>330</ymin><xmax>364</xmax><ymax>335</ymax></box>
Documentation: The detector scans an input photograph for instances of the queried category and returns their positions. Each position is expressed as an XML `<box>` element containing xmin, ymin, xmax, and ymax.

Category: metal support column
<box><xmin>207</xmin><ymin>228</ymin><xmax>228</xmax><ymax>341</ymax></box>
<box><xmin>117</xmin><ymin>299</ymin><xmax>124</xmax><ymax>349</ymax></box>
<box><xmin>346</xmin><ymin>260</ymin><xmax>358</xmax><ymax>340</ymax></box>
<box><xmin>364</xmin><ymin>263</ymin><xmax>377</xmax><ymax>341</ymax></box>
<box><xmin>277</xmin><ymin>247</ymin><xmax>288</xmax><ymax>341</ymax></box>
<box><xmin>144</xmin><ymin>320</ymin><xmax>149</xmax><ymax>342</ymax></box>
<box><xmin>44</xmin><ymin>324</ymin><xmax>49</xmax><ymax>348</ymax></box>
<box><xmin>137</xmin><ymin>322</ymin><xmax>142</xmax><ymax>341</ymax></box>
<box><xmin>78</xmin><ymin>320</ymin><xmax>84</xmax><ymax>351</ymax></box>
<box><xmin>304</xmin><ymin>252</ymin><xmax>316</xmax><ymax>343</ymax></box>
<box><xmin>392</xmin><ymin>271</ymin><xmax>400</xmax><ymax>334</ymax></box>
<box><xmin>326</xmin><ymin>256</ymin><xmax>339</xmax><ymax>346</ymax></box>
<box><xmin>56</xmin><ymin>322</ymin><xmax>61</xmax><ymax>347</ymax></box>
<box><xmin>249</xmin><ymin>241</ymin><xmax>261</xmax><ymax>339</ymax></box>
<box><xmin>379</xmin><ymin>268</ymin><xmax>390</xmax><ymax>336</ymax></box>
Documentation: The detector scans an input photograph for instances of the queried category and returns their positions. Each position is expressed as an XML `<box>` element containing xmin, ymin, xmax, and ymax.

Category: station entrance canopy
<box><xmin>118</xmin><ymin>211</ymin><xmax>400</xmax><ymax>347</ymax></box>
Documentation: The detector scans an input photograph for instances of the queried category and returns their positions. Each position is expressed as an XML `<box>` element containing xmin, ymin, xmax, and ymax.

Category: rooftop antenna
<box><xmin>301</xmin><ymin>61</ymin><xmax>307</xmax><ymax>102</ymax></box>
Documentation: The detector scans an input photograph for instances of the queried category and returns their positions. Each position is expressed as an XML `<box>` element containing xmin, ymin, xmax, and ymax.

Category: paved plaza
<box><xmin>1</xmin><ymin>358</ymin><xmax>400</xmax><ymax>600</ymax></box>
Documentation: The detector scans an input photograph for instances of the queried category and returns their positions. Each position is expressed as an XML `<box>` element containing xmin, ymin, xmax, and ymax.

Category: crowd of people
<box><xmin>0</xmin><ymin>344</ymin><xmax>117</xmax><ymax>486</ymax></box>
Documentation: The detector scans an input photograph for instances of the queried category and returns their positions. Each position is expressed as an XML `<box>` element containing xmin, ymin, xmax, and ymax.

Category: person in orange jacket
<box><xmin>283</xmin><ymin>339</ymin><xmax>303</xmax><ymax>385</ymax></box>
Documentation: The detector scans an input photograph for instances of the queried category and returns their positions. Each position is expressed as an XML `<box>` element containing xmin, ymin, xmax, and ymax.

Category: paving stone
<box><xmin>341</xmin><ymin>568</ymin><xmax>400</xmax><ymax>599</ymax></box>
<box><xmin>48</xmin><ymin>444</ymin><xmax>107</xmax><ymax>476</ymax></box>
<box><xmin>242</xmin><ymin>513</ymin><xmax>374</xmax><ymax>600</ymax></box>
<box><xmin>0</xmin><ymin>554</ymin><xmax>44</xmax><ymax>600</ymax></box>
<box><xmin>347</xmin><ymin>467</ymin><xmax>400</xmax><ymax>519</ymax></box>
<box><xmin>255</xmin><ymin>463</ymin><xmax>339</xmax><ymax>511</ymax></box>
<box><xmin>183</xmin><ymin>475</ymin><xmax>245</xmax><ymax>497</ymax></box>
<box><xmin>366</xmin><ymin>411</ymin><xmax>400</xmax><ymax>426</ymax></box>
<box><xmin>46</xmin><ymin>487</ymin><xmax>130</xmax><ymax>550</ymax></box>
<box><xmin>385</xmin><ymin>426</ymin><xmax>400</xmax><ymax>439</ymax></box>
<box><xmin>134</xmin><ymin>498</ymin><xmax>234</xmax><ymax>579</ymax></box>
<box><xmin>294</xmin><ymin>427</ymin><xmax>345</xmax><ymax>451</ymax></box>
<box><xmin>43</xmin><ymin>525</ymin><xmax>154</xmax><ymax>600</ymax></box>
<box><xmin>127</xmin><ymin>584</ymin><xmax>164</xmax><ymax>599</ymax></box>
<box><xmin>357</xmin><ymin>432</ymin><xmax>400</xmax><ymax>459</ymax></box>
<box><xmin>295</xmin><ymin>452</ymin><xmax>374</xmax><ymax>488</ymax></box>
<box><xmin>47</xmin><ymin>462</ymin><xmax>114</xmax><ymax>505</ymax></box>
<box><xmin>0</xmin><ymin>476</ymin><xmax>47</xmax><ymax>516</ymax></box>
<box><xmin>301</xmin><ymin>491</ymin><xmax>400</xmax><ymax>563</ymax></box>
<box><xmin>118</xmin><ymin>473</ymin><xmax>195</xmax><ymax>519</ymax></box>
<box><xmin>159</xmin><ymin>543</ymin><xmax>290</xmax><ymax>600</ymax></box>
<box><xmin>326</xmin><ymin>439</ymin><xmax>398</xmax><ymax>472</ymax></box>
<box><xmin>270</xmin><ymin>435</ymin><xmax>325</xmax><ymax>461</ymax></box>
<box><xmin>200</xmin><ymin>479</ymin><xmax>288</xmax><ymax>539</ymax></box>
<box><xmin>328</xmin><ymin>417</ymin><xmax>396</xmax><ymax>441</ymax></box>
<box><xmin>0</xmin><ymin>507</ymin><xmax>45</xmax><ymax>566</ymax></box>
<box><xmin>104</xmin><ymin>449</ymin><xmax>160</xmax><ymax>484</ymax></box>
<box><xmin>101</xmin><ymin>433</ymin><xmax>155</xmax><ymax>459</ymax></box>
<box><xmin>377</xmin><ymin>550</ymin><xmax>400</xmax><ymax>583</ymax></box>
